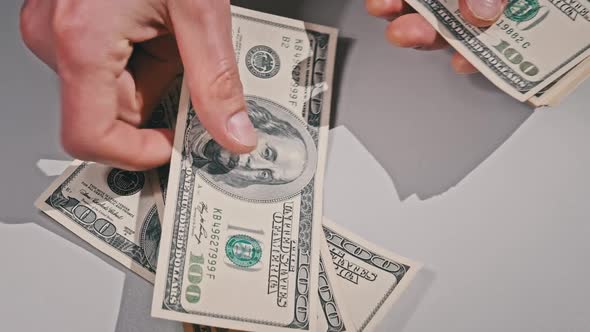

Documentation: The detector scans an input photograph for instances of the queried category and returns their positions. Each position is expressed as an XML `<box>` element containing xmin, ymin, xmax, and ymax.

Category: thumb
<box><xmin>459</xmin><ymin>0</ymin><xmax>507</xmax><ymax>27</ymax></box>
<box><xmin>168</xmin><ymin>0</ymin><xmax>257</xmax><ymax>154</ymax></box>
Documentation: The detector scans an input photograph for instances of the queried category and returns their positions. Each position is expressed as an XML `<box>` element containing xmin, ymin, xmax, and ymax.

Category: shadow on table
<box><xmin>232</xmin><ymin>0</ymin><xmax>344</xmax><ymax>24</ymax></box>
<box><xmin>343</xmin><ymin>45</ymin><xmax>536</xmax><ymax>201</ymax></box>
<box><xmin>394</xmin><ymin>74</ymin><xmax>535</xmax><ymax>201</ymax></box>
<box><xmin>232</xmin><ymin>0</ymin><xmax>305</xmax><ymax>18</ymax></box>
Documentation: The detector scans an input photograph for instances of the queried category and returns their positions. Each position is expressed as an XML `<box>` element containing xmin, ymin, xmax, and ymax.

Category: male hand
<box><xmin>366</xmin><ymin>0</ymin><xmax>506</xmax><ymax>73</ymax></box>
<box><xmin>20</xmin><ymin>0</ymin><xmax>257</xmax><ymax>171</ymax></box>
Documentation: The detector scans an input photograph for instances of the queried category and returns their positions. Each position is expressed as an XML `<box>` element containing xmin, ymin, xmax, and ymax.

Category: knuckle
<box><xmin>51</xmin><ymin>1</ymin><xmax>93</xmax><ymax>61</ymax></box>
<box><xmin>50</xmin><ymin>1</ymin><xmax>128</xmax><ymax>72</ymax></box>
<box><xmin>196</xmin><ymin>92</ymin><xmax>246</xmax><ymax>127</ymax></box>
<box><xmin>52</xmin><ymin>1</ymin><xmax>87</xmax><ymax>38</ymax></box>
<box><xmin>206</xmin><ymin>60</ymin><xmax>243</xmax><ymax>101</ymax></box>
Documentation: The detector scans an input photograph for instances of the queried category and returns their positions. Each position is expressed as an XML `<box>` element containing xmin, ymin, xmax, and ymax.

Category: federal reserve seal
<box><xmin>246</xmin><ymin>45</ymin><xmax>281</xmax><ymax>79</ymax></box>
<box><xmin>107</xmin><ymin>169</ymin><xmax>145</xmax><ymax>196</ymax></box>
<box><xmin>504</xmin><ymin>0</ymin><xmax>540</xmax><ymax>22</ymax></box>
<box><xmin>225</xmin><ymin>235</ymin><xmax>262</xmax><ymax>268</ymax></box>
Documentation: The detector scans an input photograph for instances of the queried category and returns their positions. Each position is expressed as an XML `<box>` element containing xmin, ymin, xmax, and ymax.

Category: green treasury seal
<box><xmin>504</xmin><ymin>0</ymin><xmax>540</xmax><ymax>22</ymax></box>
<box><xmin>245</xmin><ymin>45</ymin><xmax>281</xmax><ymax>79</ymax></box>
<box><xmin>225</xmin><ymin>234</ymin><xmax>262</xmax><ymax>268</ymax></box>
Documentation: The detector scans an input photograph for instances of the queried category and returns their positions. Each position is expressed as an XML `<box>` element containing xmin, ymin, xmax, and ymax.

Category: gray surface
<box><xmin>0</xmin><ymin>223</ymin><xmax>125</xmax><ymax>332</ymax></box>
<box><xmin>0</xmin><ymin>0</ymin><xmax>587</xmax><ymax>331</ymax></box>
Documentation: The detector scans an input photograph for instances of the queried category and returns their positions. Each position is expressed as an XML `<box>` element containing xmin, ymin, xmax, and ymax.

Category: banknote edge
<box><xmin>405</xmin><ymin>0</ymin><xmax>590</xmax><ymax>101</ymax></box>
<box><xmin>34</xmin><ymin>161</ymin><xmax>156</xmax><ymax>284</ymax></box>
<box><xmin>322</xmin><ymin>217</ymin><xmax>423</xmax><ymax>332</ymax></box>
<box><xmin>529</xmin><ymin>55</ymin><xmax>590</xmax><ymax>107</ymax></box>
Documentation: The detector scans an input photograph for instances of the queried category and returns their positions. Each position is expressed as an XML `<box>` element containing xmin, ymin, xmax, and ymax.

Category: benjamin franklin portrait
<box><xmin>184</xmin><ymin>97</ymin><xmax>317</xmax><ymax>202</ymax></box>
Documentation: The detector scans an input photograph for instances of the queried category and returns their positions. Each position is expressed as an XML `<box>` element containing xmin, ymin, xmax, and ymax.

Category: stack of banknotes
<box><xmin>35</xmin><ymin>6</ymin><xmax>421</xmax><ymax>332</ymax></box>
<box><xmin>405</xmin><ymin>0</ymin><xmax>590</xmax><ymax>106</ymax></box>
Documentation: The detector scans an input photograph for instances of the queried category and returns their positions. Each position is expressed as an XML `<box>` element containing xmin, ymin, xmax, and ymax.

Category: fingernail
<box><xmin>227</xmin><ymin>112</ymin><xmax>257</xmax><ymax>147</ymax></box>
<box><xmin>466</xmin><ymin>0</ymin><xmax>503</xmax><ymax>20</ymax></box>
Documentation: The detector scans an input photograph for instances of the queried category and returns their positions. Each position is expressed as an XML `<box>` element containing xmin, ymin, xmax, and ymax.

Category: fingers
<box><xmin>59</xmin><ymin>71</ymin><xmax>174</xmax><ymax>170</ymax></box>
<box><xmin>367</xmin><ymin>0</ymin><xmax>490</xmax><ymax>74</ymax></box>
<box><xmin>367</xmin><ymin>0</ymin><xmax>447</xmax><ymax>51</ymax></box>
<box><xmin>451</xmin><ymin>52</ymin><xmax>478</xmax><ymax>74</ymax></box>
<box><xmin>119</xmin><ymin>35</ymin><xmax>183</xmax><ymax>127</ymax></box>
<box><xmin>169</xmin><ymin>0</ymin><xmax>256</xmax><ymax>154</ymax></box>
<box><xmin>58</xmin><ymin>62</ymin><xmax>175</xmax><ymax>170</ymax></box>
<box><xmin>386</xmin><ymin>14</ymin><xmax>448</xmax><ymax>50</ymax></box>
<box><xmin>53</xmin><ymin>2</ymin><xmax>174</xmax><ymax>170</ymax></box>
<box><xmin>365</xmin><ymin>0</ymin><xmax>412</xmax><ymax>20</ymax></box>
<box><xmin>458</xmin><ymin>0</ymin><xmax>507</xmax><ymax>27</ymax></box>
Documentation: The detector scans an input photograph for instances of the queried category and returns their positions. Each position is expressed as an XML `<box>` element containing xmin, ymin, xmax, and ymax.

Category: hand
<box><xmin>20</xmin><ymin>0</ymin><xmax>257</xmax><ymax>171</ymax></box>
<box><xmin>366</xmin><ymin>0</ymin><xmax>506</xmax><ymax>73</ymax></box>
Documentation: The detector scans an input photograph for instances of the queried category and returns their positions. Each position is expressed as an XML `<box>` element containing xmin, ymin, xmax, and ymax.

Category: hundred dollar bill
<box><xmin>154</xmin><ymin>185</ymin><xmax>353</xmax><ymax>332</ymax></box>
<box><xmin>155</xmin><ymin>187</ymin><xmax>354</xmax><ymax>332</ymax></box>
<box><xmin>150</xmin><ymin>61</ymin><xmax>354</xmax><ymax>332</ymax></box>
<box><xmin>151</xmin><ymin>6</ymin><xmax>337</xmax><ymax>332</ymax></box>
<box><xmin>322</xmin><ymin>218</ymin><xmax>421</xmax><ymax>332</ymax></box>
<box><xmin>177</xmin><ymin>232</ymin><xmax>354</xmax><ymax>332</ymax></box>
<box><xmin>404</xmin><ymin>0</ymin><xmax>589</xmax><ymax>102</ymax></box>
<box><xmin>150</xmin><ymin>64</ymin><xmax>353</xmax><ymax>332</ymax></box>
<box><xmin>35</xmin><ymin>161</ymin><xmax>162</xmax><ymax>282</ymax></box>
